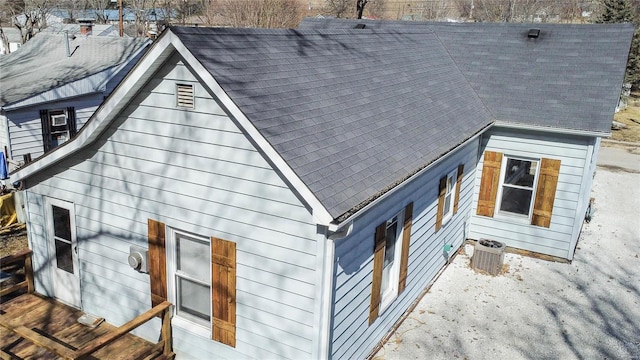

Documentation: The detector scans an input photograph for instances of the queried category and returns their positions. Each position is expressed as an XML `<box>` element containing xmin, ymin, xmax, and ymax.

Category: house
<box><xmin>41</xmin><ymin>21</ymin><xmax>121</xmax><ymax>37</ymax></box>
<box><xmin>9</xmin><ymin>23</ymin><xmax>633</xmax><ymax>360</ymax></box>
<box><xmin>300</xmin><ymin>18</ymin><xmax>634</xmax><ymax>260</ymax></box>
<box><xmin>0</xmin><ymin>27</ymin><xmax>23</xmax><ymax>55</ymax></box>
<box><xmin>0</xmin><ymin>32</ymin><xmax>149</xmax><ymax>169</ymax></box>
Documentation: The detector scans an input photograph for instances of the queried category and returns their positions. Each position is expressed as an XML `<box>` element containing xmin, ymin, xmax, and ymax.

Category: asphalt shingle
<box><xmin>299</xmin><ymin>18</ymin><xmax>635</xmax><ymax>134</ymax></box>
<box><xmin>171</xmin><ymin>27</ymin><xmax>493</xmax><ymax>220</ymax></box>
<box><xmin>0</xmin><ymin>33</ymin><xmax>148</xmax><ymax>106</ymax></box>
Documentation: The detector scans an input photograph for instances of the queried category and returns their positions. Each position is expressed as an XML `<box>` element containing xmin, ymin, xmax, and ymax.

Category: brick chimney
<box><xmin>79</xmin><ymin>19</ymin><xmax>93</xmax><ymax>36</ymax></box>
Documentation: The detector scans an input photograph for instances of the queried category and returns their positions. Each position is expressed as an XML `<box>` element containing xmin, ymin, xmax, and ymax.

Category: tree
<box><xmin>325</xmin><ymin>0</ymin><xmax>350</xmax><ymax>18</ymax></box>
<box><xmin>218</xmin><ymin>0</ymin><xmax>304</xmax><ymax>28</ymax></box>
<box><xmin>595</xmin><ymin>0</ymin><xmax>640</xmax><ymax>90</ymax></box>
<box><xmin>356</xmin><ymin>0</ymin><xmax>368</xmax><ymax>18</ymax></box>
<box><xmin>1</xmin><ymin>0</ymin><xmax>55</xmax><ymax>43</ymax></box>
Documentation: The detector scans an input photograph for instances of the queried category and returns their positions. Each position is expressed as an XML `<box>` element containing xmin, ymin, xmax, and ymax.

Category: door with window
<box><xmin>45</xmin><ymin>198</ymin><xmax>81</xmax><ymax>308</ymax></box>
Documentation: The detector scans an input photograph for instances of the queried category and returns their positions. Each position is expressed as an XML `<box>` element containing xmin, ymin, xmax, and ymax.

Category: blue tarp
<box><xmin>0</xmin><ymin>152</ymin><xmax>7</xmax><ymax>180</ymax></box>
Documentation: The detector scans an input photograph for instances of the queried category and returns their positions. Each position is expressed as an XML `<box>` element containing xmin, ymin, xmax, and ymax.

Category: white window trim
<box><xmin>379</xmin><ymin>209</ymin><xmax>405</xmax><ymax>313</ymax></box>
<box><xmin>495</xmin><ymin>155</ymin><xmax>541</xmax><ymax>221</ymax></box>
<box><xmin>166</xmin><ymin>227</ymin><xmax>211</xmax><ymax>338</ymax></box>
<box><xmin>441</xmin><ymin>168</ymin><xmax>458</xmax><ymax>226</ymax></box>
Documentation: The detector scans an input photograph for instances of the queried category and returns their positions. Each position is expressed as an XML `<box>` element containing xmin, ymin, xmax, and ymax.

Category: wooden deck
<box><xmin>0</xmin><ymin>250</ymin><xmax>174</xmax><ymax>360</ymax></box>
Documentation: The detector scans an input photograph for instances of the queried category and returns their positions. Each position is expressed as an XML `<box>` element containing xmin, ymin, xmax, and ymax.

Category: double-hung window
<box><xmin>442</xmin><ymin>168</ymin><xmax>458</xmax><ymax>224</ymax></box>
<box><xmin>497</xmin><ymin>157</ymin><xmax>539</xmax><ymax>218</ymax></box>
<box><xmin>167</xmin><ymin>229</ymin><xmax>211</xmax><ymax>335</ymax></box>
<box><xmin>379</xmin><ymin>211</ymin><xmax>404</xmax><ymax>311</ymax></box>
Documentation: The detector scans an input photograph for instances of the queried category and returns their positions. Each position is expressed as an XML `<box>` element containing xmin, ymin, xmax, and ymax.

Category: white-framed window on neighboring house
<box><xmin>497</xmin><ymin>156</ymin><xmax>540</xmax><ymax>218</ymax></box>
<box><xmin>166</xmin><ymin>228</ymin><xmax>212</xmax><ymax>337</ymax></box>
<box><xmin>379</xmin><ymin>210</ymin><xmax>404</xmax><ymax>312</ymax></box>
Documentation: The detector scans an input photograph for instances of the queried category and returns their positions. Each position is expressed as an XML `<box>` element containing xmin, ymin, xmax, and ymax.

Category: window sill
<box><xmin>494</xmin><ymin>211</ymin><xmax>531</xmax><ymax>225</ymax></box>
<box><xmin>172</xmin><ymin>316</ymin><xmax>210</xmax><ymax>338</ymax></box>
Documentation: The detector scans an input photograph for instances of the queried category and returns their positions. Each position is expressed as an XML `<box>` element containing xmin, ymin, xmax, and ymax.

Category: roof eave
<box><xmin>493</xmin><ymin>120</ymin><xmax>610</xmax><ymax>137</ymax></box>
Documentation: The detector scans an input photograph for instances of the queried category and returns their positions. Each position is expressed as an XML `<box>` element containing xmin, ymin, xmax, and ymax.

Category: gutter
<box><xmin>494</xmin><ymin>121</ymin><xmax>609</xmax><ymax>138</ymax></box>
<box><xmin>328</xmin><ymin>125</ymin><xmax>491</xmax><ymax>233</ymax></box>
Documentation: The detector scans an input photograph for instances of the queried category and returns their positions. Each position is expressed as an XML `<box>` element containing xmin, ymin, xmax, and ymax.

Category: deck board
<box><xmin>0</xmin><ymin>293</ymin><xmax>161</xmax><ymax>359</ymax></box>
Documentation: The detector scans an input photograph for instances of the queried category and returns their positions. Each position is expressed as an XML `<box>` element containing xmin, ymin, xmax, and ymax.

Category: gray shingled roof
<box><xmin>171</xmin><ymin>27</ymin><xmax>493</xmax><ymax>219</ymax></box>
<box><xmin>0</xmin><ymin>33</ymin><xmax>148</xmax><ymax>107</ymax></box>
<box><xmin>300</xmin><ymin>18</ymin><xmax>635</xmax><ymax>134</ymax></box>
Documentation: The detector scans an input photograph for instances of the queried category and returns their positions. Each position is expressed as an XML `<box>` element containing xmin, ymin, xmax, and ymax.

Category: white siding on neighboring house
<box><xmin>6</xmin><ymin>96</ymin><xmax>101</xmax><ymax>161</ymax></box>
<box><xmin>0</xmin><ymin>114</ymin><xmax>8</xmax><ymax>157</ymax></box>
<box><xmin>24</xmin><ymin>54</ymin><xmax>319</xmax><ymax>360</ymax></box>
<box><xmin>329</xmin><ymin>139</ymin><xmax>479</xmax><ymax>360</ymax></box>
<box><xmin>470</xmin><ymin>127</ymin><xmax>593</xmax><ymax>259</ymax></box>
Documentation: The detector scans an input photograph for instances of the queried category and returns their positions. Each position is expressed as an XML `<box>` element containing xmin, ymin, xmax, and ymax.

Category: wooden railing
<box><xmin>0</xmin><ymin>300</ymin><xmax>173</xmax><ymax>359</ymax></box>
<box><xmin>0</xmin><ymin>249</ymin><xmax>174</xmax><ymax>359</ymax></box>
<box><xmin>0</xmin><ymin>249</ymin><xmax>34</xmax><ymax>297</ymax></box>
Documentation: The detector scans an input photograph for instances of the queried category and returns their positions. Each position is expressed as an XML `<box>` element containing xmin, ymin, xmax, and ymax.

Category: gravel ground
<box><xmin>373</xmin><ymin>163</ymin><xmax>640</xmax><ymax>359</ymax></box>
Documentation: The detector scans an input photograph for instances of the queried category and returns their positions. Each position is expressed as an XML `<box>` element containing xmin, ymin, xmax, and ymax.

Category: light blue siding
<box><xmin>469</xmin><ymin>127</ymin><xmax>593</xmax><ymax>259</ymax></box>
<box><xmin>23</xmin><ymin>54</ymin><xmax>319</xmax><ymax>359</ymax></box>
<box><xmin>329</xmin><ymin>139</ymin><xmax>480</xmax><ymax>360</ymax></box>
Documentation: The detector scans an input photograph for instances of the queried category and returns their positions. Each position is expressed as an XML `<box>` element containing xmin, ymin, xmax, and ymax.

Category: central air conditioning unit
<box><xmin>471</xmin><ymin>239</ymin><xmax>505</xmax><ymax>276</ymax></box>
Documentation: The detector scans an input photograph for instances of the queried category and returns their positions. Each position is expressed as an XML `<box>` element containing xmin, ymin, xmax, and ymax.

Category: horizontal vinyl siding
<box><xmin>469</xmin><ymin>128</ymin><xmax>590</xmax><ymax>258</ymax></box>
<box><xmin>6</xmin><ymin>96</ymin><xmax>101</xmax><ymax>160</ymax></box>
<box><xmin>23</xmin><ymin>54</ymin><xmax>317</xmax><ymax>359</ymax></box>
<box><xmin>330</xmin><ymin>139</ymin><xmax>479</xmax><ymax>360</ymax></box>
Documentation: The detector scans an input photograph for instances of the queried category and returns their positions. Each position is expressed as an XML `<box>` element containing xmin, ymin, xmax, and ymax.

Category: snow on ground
<box><xmin>373</xmin><ymin>166</ymin><xmax>640</xmax><ymax>360</ymax></box>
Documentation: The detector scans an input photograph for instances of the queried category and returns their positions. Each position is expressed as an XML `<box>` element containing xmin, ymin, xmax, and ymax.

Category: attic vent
<box><xmin>528</xmin><ymin>29</ymin><xmax>540</xmax><ymax>38</ymax></box>
<box><xmin>176</xmin><ymin>83</ymin><xmax>194</xmax><ymax>109</ymax></box>
<box><xmin>354</xmin><ymin>24</ymin><xmax>366</xmax><ymax>29</ymax></box>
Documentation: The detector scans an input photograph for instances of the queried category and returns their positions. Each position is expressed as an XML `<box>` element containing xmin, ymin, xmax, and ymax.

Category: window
<box><xmin>52</xmin><ymin>205</ymin><xmax>73</xmax><ymax>273</ymax></box>
<box><xmin>497</xmin><ymin>157</ymin><xmax>539</xmax><ymax>217</ymax></box>
<box><xmin>435</xmin><ymin>164</ymin><xmax>464</xmax><ymax>232</ymax></box>
<box><xmin>442</xmin><ymin>168</ymin><xmax>458</xmax><ymax>224</ymax></box>
<box><xmin>379</xmin><ymin>212</ymin><xmax>403</xmax><ymax>311</ymax></box>
<box><xmin>477</xmin><ymin>151</ymin><xmax>561</xmax><ymax>228</ymax></box>
<box><xmin>176</xmin><ymin>83</ymin><xmax>195</xmax><ymax>109</ymax></box>
<box><xmin>369</xmin><ymin>203</ymin><xmax>413</xmax><ymax>325</ymax></box>
<box><xmin>148</xmin><ymin>219</ymin><xmax>237</xmax><ymax>347</ymax></box>
<box><xmin>39</xmin><ymin>107</ymin><xmax>77</xmax><ymax>152</ymax></box>
<box><xmin>167</xmin><ymin>229</ymin><xmax>211</xmax><ymax>333</ymax></box>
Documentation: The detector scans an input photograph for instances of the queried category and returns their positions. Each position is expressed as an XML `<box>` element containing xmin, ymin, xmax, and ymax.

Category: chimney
<box><xmin>79</xmin><ymin>19</ymin><xmax>93</xmax><ymax>36</ymax></box>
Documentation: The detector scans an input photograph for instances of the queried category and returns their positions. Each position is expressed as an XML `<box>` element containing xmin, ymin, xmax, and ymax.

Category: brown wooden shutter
<box><xmin>398</xmin><ymin>203</ymin><xmax>413</xmax><ymax>294</ymax></box>
<box><xmin>531</xmin><ymin>158</ymin><xmax>561</xmax><ymax>228</ymax></box>
<box><xmin>368</xmin><ymin>222</ymin><xmax>386</xmax><ymax>325</ymax></box>
<box><xmin>211</xmin><ymin>236</ymin><xmax>236</xmax><ymax>347</ymax></box>
<box><xmin>453</xmin><ymin>164</ymin><xmax>464</xmax><ymax>214</ymax></box>
<box><xmin>148</xmin><ymin>219</ymin><xmax>167</xmax><ymax>308</ymax></box>
<box><xmin>435</xmin><ymin>176</ymin><xmax>447</xmax><ymax>231</ymax></box>
<box><xmin>477</xmin><ymin>151</ymin><xmax>503</xmax><ymax>217</ymax></box>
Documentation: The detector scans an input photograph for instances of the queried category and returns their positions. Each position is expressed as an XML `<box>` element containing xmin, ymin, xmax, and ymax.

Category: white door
<box><xmin>45</xmin><ymin>198</ymin><xmax>81</xmax><ymax>308</ymax></box>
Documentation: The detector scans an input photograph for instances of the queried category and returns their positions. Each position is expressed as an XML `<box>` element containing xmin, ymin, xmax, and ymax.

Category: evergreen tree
<box><xmin>596</xmin><ymin>0</ymin><xmax>640</xmax><ymax>91</ymax></box>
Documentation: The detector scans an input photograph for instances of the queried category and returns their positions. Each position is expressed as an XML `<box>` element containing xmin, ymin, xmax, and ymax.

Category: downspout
<box><xmin>314</xmin><ymin>222</ymin><xmax>352</xmax><ymax>359</ymax></box>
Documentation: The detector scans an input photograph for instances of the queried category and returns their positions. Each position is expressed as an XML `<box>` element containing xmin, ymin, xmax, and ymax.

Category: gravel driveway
<box><xmin>373</xmin><ymin>149</ymin><xmax>640</xmax><ymax>360</ymax></box>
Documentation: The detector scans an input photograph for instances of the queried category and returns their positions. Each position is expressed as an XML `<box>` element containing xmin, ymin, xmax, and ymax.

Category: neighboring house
<box><xmin>41</xmin><ymin>21</ymin><xmax>121</xmax><ymax>37</ymax></box>
<box><xmin>0</xmin><ymin>27</ymin><xmax>23</xmax><ymax>55</ymax></box>
<box><xmin>9</xmin><ymin>23</ymin><xmax>633</xmax><ymax>360</ymax></box>
<box><xmin>0</xmin><ymin>33</ymin><xmax>149</xmax><ymax>169</ymax></box>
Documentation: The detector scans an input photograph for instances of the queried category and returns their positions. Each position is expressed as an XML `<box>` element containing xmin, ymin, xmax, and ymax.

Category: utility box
<box><xmin>471</xmin><ymin>239</ymin><xmax>505</xmax><ymax>275</ymax></box>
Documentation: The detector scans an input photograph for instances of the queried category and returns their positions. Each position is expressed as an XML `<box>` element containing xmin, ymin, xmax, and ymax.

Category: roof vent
<box><xmin>354</xmin><ymin>24</ymin><xmax>366</xmax><ymax>29</ymax></box>
<box><xmin>528</xmin><ymin>28</ymin><xmax>540</xmax><ymax>38</ymax></box>
<box><xmin>176</xmin><ymin>84</ymin><xmax>194</xmax><ymax>109</ymax></box>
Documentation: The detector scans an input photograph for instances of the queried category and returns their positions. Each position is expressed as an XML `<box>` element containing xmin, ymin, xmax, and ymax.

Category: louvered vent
<box><xmin>471</xmin><ymin>239</ymin><xmax>505</xmax><ymax>276</ymax></box>
<box><xmin>176</xmin><ymin>84</ymin><xmax>194</xmax><ymax>109</ymax></box>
